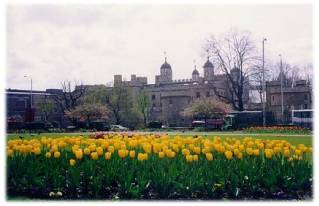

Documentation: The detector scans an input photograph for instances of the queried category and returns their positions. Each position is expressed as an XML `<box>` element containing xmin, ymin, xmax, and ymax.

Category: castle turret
<box><xmin>192</xmin><ymin>65</ymin><xmax>200</xmax><ymax>81</ymax></box>
<box><xmin>114</xmin><ymin>75</ymin><xmax>122</xmax><ymax>87</ymax></box>
<box><xmin>203</xmin><ymin>54</ymin><xmax>214</xmax><ymax>81</ymax></box>
<box><xmin>156</xmin><ymin>52</ymin><xmax>173</xmax><ymax>84</ymax></box>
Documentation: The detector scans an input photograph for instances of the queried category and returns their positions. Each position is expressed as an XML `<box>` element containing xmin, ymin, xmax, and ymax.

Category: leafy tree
<box><xmin>81</xmin><ymin>85</ymin><xmax>109</xmax><ymax>105</ymax></box>
<box><xmin>105</xmin><ymin>85</ymin><xmax>133</xmax><ymax>125</ymax></box>
<box><xmin>36</xmin><ymin>98</ymin><xmax>56</xmax><ymax>121</ymax></box>
<box><xmin>65</xmin><ymin>103</ymin><xmax>108</xmax><ymax>127</ymax></box>
<box><xmin>137</xmin><ymin>91</ymin><xmax>151</xmax><ymax>127</ymax></box>
<box><xmin>182</xmin><ymin>98</ymin><xmax>230</xmax><ymax>128</ymax></box>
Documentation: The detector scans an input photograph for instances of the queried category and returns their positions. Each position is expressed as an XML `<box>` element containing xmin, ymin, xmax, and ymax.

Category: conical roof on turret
<box><xmin>203</xmin><ymin>59</ymin><xmax>214</xmax><ymax>68</ymax></box>
<box><xmin>192</xmin><ymin>68</ymin><xmax>199</xmax><ymax>75</ymax></box>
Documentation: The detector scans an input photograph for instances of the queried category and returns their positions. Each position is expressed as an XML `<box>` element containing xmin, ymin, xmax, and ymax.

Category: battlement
<box><xmin>114</xmin><ymin>74</ymin><xmax>147</xmax><ymax>87</ymax></box>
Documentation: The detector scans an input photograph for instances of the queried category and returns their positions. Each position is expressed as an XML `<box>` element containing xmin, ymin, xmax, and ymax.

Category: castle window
<box><xmin>206</xmin><ymin>92</ymin><xmax>210</xmax><ymax>97</ymax></box>
<box><xmin>169</xmin><ymin>99</ymin><xmax>173</xmax><ymax>105</ymax></box>
<box><xmin>304</xmin><ymin>94</ymin><xmax>308</xmax><ymax>100</ymax></box>
<box><xmin>152</xmin><ymin>94</ymin><xmax>156</xmax><ymax>100</ymax></box>
<box><xmin>196</xmin><ymin>92</ymin><xmax>200</xmax><ymax>98</ymax></box>
<box><xmin>272</xmin><ymin>95</ymin><xmax>274</xmax><ymax>101</ymax></box>
<box><xmin>304</xmin><ymin>104</ymin><xmax>308</xmax><ymax>109</ymax></box>
<box><xmin>152</xmin><ymin>103</ymin><xmax>156</xmax><ymax>107</ymax></box>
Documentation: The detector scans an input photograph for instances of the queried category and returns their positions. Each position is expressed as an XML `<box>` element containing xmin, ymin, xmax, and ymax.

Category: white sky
<box><xmin>6</xmin><ymin>4</ymin><xmax>312</xmax><ymax>90</ymax></box>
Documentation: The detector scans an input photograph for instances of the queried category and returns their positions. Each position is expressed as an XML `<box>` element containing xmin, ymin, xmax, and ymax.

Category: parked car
<box><xmin>148</xmin><ymin>121</ymin><xmax>162</xmax><ymax>129</ymax></box>
<box><xmin>110</xmin><ymin>125</ymin><xmax>129</xmax><ymax>131</ymax></box>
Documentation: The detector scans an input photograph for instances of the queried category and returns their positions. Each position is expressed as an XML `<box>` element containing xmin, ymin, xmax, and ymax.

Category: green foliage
<box><xmin>182</xmin><ymin>98</ymin><xmax>231</xmax><ymax>120</ymax></box>
<box><xmin>7</xmin><ymin>150</ymin><xmax>312</xmax><ymax>200</ymax></box>
<box><xmin>36</xmin><ymin>98</ymin><xmax>56</xmax><ymax>121</ymax></box>
<box><xmin>137</xmin><ymin>91</ymin><xmax>151</xmax><ymax>127</ymax></box>
<box><xmin>81</xmin><ymin>85</ymin><xmax>109</xmax><ymax>105</ymax></box>
<box><xmin>66</xmin><ymin>103</ymin><xmax>109</xmax><ymax>126</ymax></box>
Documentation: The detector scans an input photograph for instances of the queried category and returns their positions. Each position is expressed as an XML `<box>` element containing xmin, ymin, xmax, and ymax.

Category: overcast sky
<box><xmin>6</xmin><ymin>4</ymin><xmax>312</xmax><ymax>90</ymax></box>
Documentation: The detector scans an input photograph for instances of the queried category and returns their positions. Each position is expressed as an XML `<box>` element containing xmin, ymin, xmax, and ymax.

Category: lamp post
<box><xmin>262</xmin><ymin>38</ymin><xmax>267</xmax><ymax>127</ymax></box>
<box><xmin>279</xmin><ymin>54</ymin><xmax>284</xmax><ymax>123</ymax></box>
<box><xmin>24</xmin><ymin>75</ymin><xmax>33</xmax><ymax>108</ymax></box>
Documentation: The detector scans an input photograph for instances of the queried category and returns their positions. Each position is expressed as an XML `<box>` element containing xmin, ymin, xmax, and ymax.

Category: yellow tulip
<box><xmin>90</xmin><ymin>152</ymin><xmax>99</xmax><ymax>160</ymax></box>
<box><xmin>295</xmin><ymin>149</ymin><xmax>302</xmax><ymax>156</ymax></box>
<box><xmin>108</xmin><ymin>146</ymin><xmax>115</xmax><ymax>153</ymax></box>
<box><xmin>118</xmin><ymin>149</ymin><xmax>128</xmax><ymax>158</ymax></box>
<box><xmin>88</xmin><ymin>144</ymin><xmax>96</xmax><ymax>152</ymax></box>
<box><xmin>308</xmin><ymin>147</ymin><xmax>312</xmax><ymax>153</ymax></box>
<box><xmin>186</xmin><ymin>154</ymin><xmax>193</xmax><ymax>162</ymax></box>
<box><xmin>105</xmin><ymin>152</ymin><xmax>112</xmax><ymax>160</ymax></box>
<box><xmin>219</xmin><ymin>146</ymin><xmax>226</xmax><ymax>153</ymax></box>
<box><xmin>236</xmin><ymin>152</ymin><xmax>243</xmax><ymax>160</ymax></box>
<box><xmin>96</xmin><ymin>147</ymin><xmax>104</xmax><ymax>156</ymax></box>
<box><xmin>129</xmin><ymin>150</ymin><xmax>135</xmax><ymax>159</ymax></box>
<box><xmin>224</xmin><ymin>151</ymin><xmax>233</xmax><ymax>160</ymax></box>
<box><xmin>54</xmin><ymin>151</ymin><xmax>61</xmax><ymax>158</ymax></box>
<box><xmin>69</xmin><ymin>159</ymin><xmax>76</xmax><ymax>166</ymax></box>
<box><xmin>137</xmin><ymin>153</ymin><xmax>148</xmax><ymax>161</ymax></box>
<box><xmin>33</xmin><ymin>147</ymin><xmax>41</xmax><ymax>155</ymax></box>
<box><xmin>45</xmin><ymin>152</ymin><xmax>51</xmax><ymax>158</ymax></box>
<box><xmin>246</xmin><ymin>148</ymin><xmax>253</xmax><ymax>156</ymax></box>
<box><xmin>158</xmin><ymin>151</ymin><xmax>165</xmax><ymax>158</ymax></box>
<box><xmin>253</xmin><ymin>149</ymin><xmax>259</xmax><ymax>156</ymax></box>
<box><xmin>75</xmin><ymin>149</ymin><xmax>83</xmax><ymax>160</ymax></box>
<box><xmin>84</xmin><ymin>148</ymin><xmax>91</xmax><ymax>155</ymax></box>
<box><xmin>193</xmin><ymin>155</ymin><xmax>198</xmax><ymax>161</ymax></box>
<box><xmin>265</xmin><ymin>149</ymin><xmax>273</xmax><ymax>159</ymax></box>
<box><xmin>143</xmin><ymin>153</ymin><xmax>148</xmax><ymax>160</ymax></box>
<box><xmin>205</xmin><ymin>153</ymin><xmax>213</xmax><ymax>161</ymax></box>
<box><xmin>7</xmin><ymin>149</ymin><xmax>14</xmax><ymax>157</ymax></box>
<box><xmin>238</xmin><ymin>144</ymin><xmax>245</xmax><ymax>151</ymax></box>
<box><xmin>193</xmin><ymin>147</ymin><xmax>201</xmax><ymax>154</ymax></box>
<box><xmin>182</xmin><ymin>148</ymin><xmax>190</xmax><ymax>156</ymax></box>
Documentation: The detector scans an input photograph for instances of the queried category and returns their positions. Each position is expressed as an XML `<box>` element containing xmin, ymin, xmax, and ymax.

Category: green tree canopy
<box><xmin>137</xmin><ymin>91</ymin><xmax>151</xmax><ymax>127</ymax></box>
<box><xmin>65</xmin><ymin>103</ymin><xmax>109</xmax><ymax>126</ymax></box>
<box><xmin>182</xmin><ymin>98</ymin><xmax>231</xmax><ymax>120</ymax></box>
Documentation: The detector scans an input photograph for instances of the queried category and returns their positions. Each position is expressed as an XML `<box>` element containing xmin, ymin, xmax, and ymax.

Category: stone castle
<box><xmin>113</xmin><ymin>56</ymin><xmax>250</xmax><ymax>126</ymax></box>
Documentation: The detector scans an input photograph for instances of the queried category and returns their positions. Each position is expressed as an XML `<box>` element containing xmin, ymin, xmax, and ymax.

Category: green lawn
<box><xmin>6</xmin><ymin>131</ymin><xmax>312</xmax><ymax>147</ymax></box>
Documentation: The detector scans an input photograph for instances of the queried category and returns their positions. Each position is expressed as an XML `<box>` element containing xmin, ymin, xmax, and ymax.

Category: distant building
<box><xmin>6</xmin><ymin>56</ymin><xmax>253</xmax><ymax>127</ymax></box>
<box><xmin>114</xmin><ymin>56</ymin><xmax>250</xmax><ymax>126</ymax></box>
<box><xmin>266</xmin><ymin>73</ymin><xmax>312</xmax><ymax>123</ymax></box>
<box><xmin>6</xmin><ymin>88</ymin><xmax>64</xmax><ymax>125</ymax></box>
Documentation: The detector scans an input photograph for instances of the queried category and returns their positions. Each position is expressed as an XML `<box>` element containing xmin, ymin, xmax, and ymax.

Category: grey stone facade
<box><xmin>266</xmin><ymin>73</ymin><xmax>312</xmax><ymax>123</ymax></box>
<box><xmin>114</xmin><ymin>57</ymin><xmax>250</xmax><ymax>127</ymax></box>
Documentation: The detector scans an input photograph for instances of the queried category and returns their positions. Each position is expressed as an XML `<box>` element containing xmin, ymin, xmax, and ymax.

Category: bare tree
<box><xmin>53</xmin><ymin>80</ymin><xmax>87</xmax><ymax>122</ymax></box>
<box><xmin>205</xmin><ymin>29</ymin><xmax>257</xmax><ymax>111</ymax></box>
<box><xmin>272</xmin><ymin>61</ymin><xmax>304</xmax><ymax>88</ymax></box>
<box><xmin>249</xmin><ymin>58</ymin><xmax>272</xmax><ymax>103</ymax></box>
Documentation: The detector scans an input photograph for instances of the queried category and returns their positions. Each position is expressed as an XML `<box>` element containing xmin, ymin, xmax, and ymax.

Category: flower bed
<box><xmin>7</xmin><ymin>134</ymin><xmax>312</xmax><ymax>200</ymax></box>
<box><xmin>243</xmin><ymin>126</ymin><xmax>311</xmax><ymax>134</ymax></box>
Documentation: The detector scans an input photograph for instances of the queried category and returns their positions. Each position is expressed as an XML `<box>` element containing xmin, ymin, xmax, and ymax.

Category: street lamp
<box><xmin>24</xmin><ymin>75</ymin><xmax>33</xmax><ymax>108</ymax></box>
<box><xmin>279</xmin><ymin>54</ymin><xmax>284</xmax><ymax>123</ymax></box>
<box><xmin>262</xmin><ymin>38</ymin><xmax>267</xmax><ymax>127</ymax></box>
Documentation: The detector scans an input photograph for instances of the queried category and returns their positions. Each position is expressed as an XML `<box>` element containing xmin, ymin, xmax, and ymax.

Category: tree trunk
<box><xmin>87</xmin><ymin>115</ymin><xmax>91</xmax><ymax>128</ymax></box>
<box><xmin>143</xmin><ymin>111</ymin><xmax>147</xmax><ymax>128</ymax></box>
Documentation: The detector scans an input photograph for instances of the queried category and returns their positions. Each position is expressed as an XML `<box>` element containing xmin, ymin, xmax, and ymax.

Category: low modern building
<box><xmin>6</xmin><ymin>88</ymin><xmax>64</xmax><ymax>125</ymax></box>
